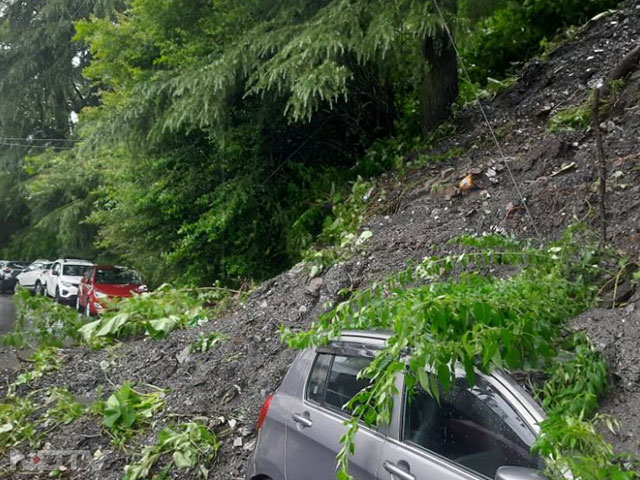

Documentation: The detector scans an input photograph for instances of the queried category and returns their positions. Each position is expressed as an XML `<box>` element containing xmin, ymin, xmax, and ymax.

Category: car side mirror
<box><xmin>495</xmin><ymin>467</ymin><xmax>547</xmax><ymax>480</ymax></box>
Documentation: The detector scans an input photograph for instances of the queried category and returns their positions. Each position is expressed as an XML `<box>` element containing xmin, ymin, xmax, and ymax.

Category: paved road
<box><xmin>0</xmin><ymin>293</ymin><xmax>17</xmax><ymax>370</ymax></box>
<box><xmin>0</xmin><ymin>293</ymin><xmax>15</xmax><ymax>335</ymax></box>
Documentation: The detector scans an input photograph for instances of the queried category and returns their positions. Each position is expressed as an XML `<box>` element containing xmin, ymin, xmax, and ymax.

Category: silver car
<box><xmin>246</xmin><ymin>330</ymin><xmax>548</xmax><ymax>480</ymax></box>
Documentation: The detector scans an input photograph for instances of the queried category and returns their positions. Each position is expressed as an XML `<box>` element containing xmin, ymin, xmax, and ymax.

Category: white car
<box><xmin>45</xmin><ymin>259</ymin><xmax>94</xmax><ymax>304</ymax></box>
<box><xmin>15</xmin><ymin>259</ymin><xmax>52</xmax><ymax>293</ymax></box>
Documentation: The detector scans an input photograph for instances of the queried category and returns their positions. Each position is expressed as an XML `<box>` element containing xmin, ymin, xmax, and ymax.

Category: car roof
<box><xmin>339</xmin><ymin>330</ymin><xmax>393</xmax><ymax>342</ymax></box>
<box><xmin>54</xmin><ymin>258</ymin><xmax>94</xmax><ymax>265</ymax></box>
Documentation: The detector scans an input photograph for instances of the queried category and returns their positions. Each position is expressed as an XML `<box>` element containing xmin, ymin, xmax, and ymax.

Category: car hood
<box><xmin>94</xmin><ymin>284</ymin><xmax>141</xmax><ymax>297</ymax></box>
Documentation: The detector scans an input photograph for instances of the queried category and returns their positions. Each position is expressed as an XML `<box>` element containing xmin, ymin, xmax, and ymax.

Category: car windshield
<box><xmin>403</xmin><ymin>374</ymin><xmax>542</xmax><ymax>478</ymax></box>
<box><xmin>95</xmin><ymin>268</ymin><xmax>141</xmax><ymax>285</ymax></box>
<box><xmin>9</xmin><ymin>262</ymin><xmax>29</xmax><ymax>269</ymax></box>
<box><xmin>63</xmin><ymin>264</ymin><xmax>92</xmax><ymax>276</ymax></box>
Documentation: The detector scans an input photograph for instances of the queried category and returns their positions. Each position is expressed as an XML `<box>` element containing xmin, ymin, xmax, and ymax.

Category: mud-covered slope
<box><xmin>2</xmin><ymin>3</ymin><xmax>640</xmax><ymax>479</ymax></box>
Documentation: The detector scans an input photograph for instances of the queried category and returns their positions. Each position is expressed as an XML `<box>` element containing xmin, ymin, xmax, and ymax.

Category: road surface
<box><xmin>0</xmin><ymin>293</ymin><xmax>16</xmax><ymax>335</ymax></box>
<box><xmin>0</xmin><ymin>293</ymin><xmax>17</xmax><ymax>370</ymax></box>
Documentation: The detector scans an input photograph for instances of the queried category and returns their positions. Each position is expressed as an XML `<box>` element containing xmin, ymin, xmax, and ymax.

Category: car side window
<box><xmin>307</xmin><ymin>353</ymin><xmax>331</xmax><ymax>404</ymax></box>
<box><xmin>306</xmin><ymin>353</ymin><xmax>372</xmax><ymax>414</ymax></box>
<box><xmin>402</xmin><ymin>375</ymin><xmax>542</xmax><ymax>479</ymax></box>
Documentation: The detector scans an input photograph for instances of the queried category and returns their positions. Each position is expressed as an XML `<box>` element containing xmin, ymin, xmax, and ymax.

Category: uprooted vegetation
<box><xmin>285</xmin><ymin>227</ymin><xmax>638</xmax><ymax>479</ymax></box>
<box><xmin>1</xmin><ymin>227</ymin><xmax>639</xmax><ymax>479</ymax></box>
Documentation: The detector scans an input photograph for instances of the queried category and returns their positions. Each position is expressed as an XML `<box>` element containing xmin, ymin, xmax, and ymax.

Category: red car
<box><xmin>76</xmin><ymin>265</ymin><xmax>147</xmax><ymax>316</ymax></box>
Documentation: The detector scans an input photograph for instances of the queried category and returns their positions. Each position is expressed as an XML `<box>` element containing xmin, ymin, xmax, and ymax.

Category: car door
<box><xmin>378</xmin><ymin>373</ymin><xmax>543</xmax><ymax>480</ymax></box>
<box><xmin>47</xmin><ymin>262</ymin><xmax>60</xmax><ymax>296</ymax></box>
<box><xmin>18</xmin><ymin>264</ymin><xmax>33</xmax><ymax>288</ymax></box>
<box><xmin>285</xmin><ymin>351</ymin><xmax>386</xmax><ymax>480</ymax></box>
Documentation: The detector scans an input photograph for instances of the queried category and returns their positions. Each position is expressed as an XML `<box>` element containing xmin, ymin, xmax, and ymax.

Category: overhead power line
<box><xmin>0</xmin><ymin>139</ymin><xmax>75</xmax><ymax>150</ymax></box>
<box><xmin>0</xmin><ymin>136</ymin><xmax>79</xmax><ymax>142</ymax></box>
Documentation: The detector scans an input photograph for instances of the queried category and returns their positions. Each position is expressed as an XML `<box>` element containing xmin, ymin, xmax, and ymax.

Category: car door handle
<box><xmin>383</xmin><ymin>461</ymin><xmax>416</xmax><ymax>480</ymax></box>
<box><xmin>292</xmin><ymin>412</ymin><xmax>313</xmax><ymax>428</ymax></box>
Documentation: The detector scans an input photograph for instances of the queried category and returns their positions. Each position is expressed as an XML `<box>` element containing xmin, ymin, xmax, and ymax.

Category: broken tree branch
<box><xmin>592</xmin><ymin>86</ymin><xmax>607</xmax><ymax>245</ymax></box>
<box><xmin>608</xmin><ymin>43</ymin><xmax>640</xmax><ymax>82</ymax></box>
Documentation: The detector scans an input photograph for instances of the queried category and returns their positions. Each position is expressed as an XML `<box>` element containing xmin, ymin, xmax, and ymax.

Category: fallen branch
<box><xmin>592</xmin><ymin>86</ymin><xmax>607</xmax><ymax>245</ymax></box>
<box><xmin>607</xmin><ymin>43</ymin><xmax>640</xmax><ymax>82</ymax></box>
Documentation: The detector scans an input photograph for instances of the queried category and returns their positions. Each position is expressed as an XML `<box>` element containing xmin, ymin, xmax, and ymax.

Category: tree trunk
<box><xmin>420</xmin><ymin>0</ymin><xmax>458</xmax><ymax>134</ymax></box>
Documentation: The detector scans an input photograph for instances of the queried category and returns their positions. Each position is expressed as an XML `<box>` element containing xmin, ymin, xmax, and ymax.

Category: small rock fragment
<box><xmin>306</xmin><ymin>277</ymin><xmax>323</xmax><ymax>297</ymax></box>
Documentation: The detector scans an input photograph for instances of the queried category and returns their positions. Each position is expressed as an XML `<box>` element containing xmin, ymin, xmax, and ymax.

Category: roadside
<box><xmin>0</xmin><ymin>294</ymin><xmax>17</xmax><ymax>372</ymax></box>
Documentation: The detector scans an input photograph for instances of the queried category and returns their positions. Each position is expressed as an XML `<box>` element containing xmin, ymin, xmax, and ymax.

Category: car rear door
<box><xmin>47</xmin><ymin>262</ymin><xmax>60</xmax><ymax>296</ymax></box>
<box><xmin>285</xmin><ymin>351</ymin><xmax>385</xmax><ymax>480</ymax></box>
<box><xmin>378</xmin><ymin>373</ymin><xmax>543</xmax><ymax>480</ymax></box>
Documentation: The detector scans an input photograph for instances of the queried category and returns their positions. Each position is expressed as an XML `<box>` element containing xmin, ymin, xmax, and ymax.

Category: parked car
<box><xmin>77</xmin><ymin>265</ymin><xmax>146</xmax><ymax>316</ymax></box>
<box><xmin>44</xmin><ymin>259</ymin><xmax>94</xmax><ymax>304</ymax></box>
<box><xmin>246</xmin><ymin>330</ymin><xmax>547</xmax><ymax>480</ymax></box>
<box><xmin>15</xmin><ymin>259</ymin><xmax>52</xmax><ymax>293</ymax></box>
<box><xmin>0</xmin><ymin>260</ymin><xmax>30</xmax><ymax>293</ymax></box>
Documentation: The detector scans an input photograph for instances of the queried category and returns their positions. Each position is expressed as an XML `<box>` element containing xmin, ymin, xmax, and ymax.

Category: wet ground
<box><xmin>0</xmin><ymin>294</ymin><xmax>15</xmax><ymax>335</ymax></box>
<box><xmin>0</xmin><ymin>293</ymin><xmax>16</xmax><ymax>372</ymax></box>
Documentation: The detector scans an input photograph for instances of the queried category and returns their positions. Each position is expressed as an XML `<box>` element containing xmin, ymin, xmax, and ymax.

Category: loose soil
<box><xmin>1</xmin><ymin>3</ymin><xmax>640</xmax><ymax>479</ymax></box>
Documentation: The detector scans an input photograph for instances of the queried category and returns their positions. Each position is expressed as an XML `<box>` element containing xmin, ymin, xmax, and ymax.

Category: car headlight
<box><xmin>94</xmin><ymin>291</ymin><xmax>108</xmax><ymax>299</ymax></box>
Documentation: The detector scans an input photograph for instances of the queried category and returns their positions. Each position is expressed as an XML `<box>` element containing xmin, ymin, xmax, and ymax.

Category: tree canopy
<box><xmin>0</xmin><ymin>0</ymin><xmax>621</xmax><ymax>284</ymax></box>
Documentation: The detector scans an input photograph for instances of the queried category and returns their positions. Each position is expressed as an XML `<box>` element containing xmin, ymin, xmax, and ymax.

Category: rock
<box><xmin>298</xmin><ymin>305</ymin><xmax>308</xmax><ymax>314</ymax></box>
<box><xmin>233</xmin><ymin>437</ymin><xmax>244</xmax><ymax>448</ymax></box>
<box><xmin>306</xmin><ymin>277</ymin><xmax>323</xmax><ymax>297</ymax></box>
<box><xmin>176</xmin><ymin>346</ymin><xmax>191</xmax><ymax>364</ymax></box>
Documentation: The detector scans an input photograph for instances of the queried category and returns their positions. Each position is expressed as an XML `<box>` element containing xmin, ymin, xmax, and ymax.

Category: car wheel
<box><xmin>34</xmin><ymin>282</ymin><xmax>41</xmax><ymax>295</ymax></box>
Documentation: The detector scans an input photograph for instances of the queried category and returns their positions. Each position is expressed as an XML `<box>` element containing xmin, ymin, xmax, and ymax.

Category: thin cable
<box><xmin>0</xmin><ymin>136</ymin><xmax>78</xmax><ymax>142</ymax></box>
<box><xmin>432</xmin><ymin>0</ymin><xmax>541</xmax><ymax>239</ymax></box>
<box><xmin>0</xmin><ymin>140</ymin><xmax>74</xmax><ymax>149</ymax></box>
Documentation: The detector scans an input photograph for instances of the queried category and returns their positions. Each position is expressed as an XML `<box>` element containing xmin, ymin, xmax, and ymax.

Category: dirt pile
<box><xmin>2</xmin><ymin>2</ymin><xmax>640</xmax><ymax>479</ymax></box>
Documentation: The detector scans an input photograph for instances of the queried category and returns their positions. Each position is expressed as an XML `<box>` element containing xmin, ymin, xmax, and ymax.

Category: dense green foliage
<box><xmin>4</xmin><ymin>285</ymin><xmax>233</xmax><ymax>350</ymax></box>
<box><xmin>533</xmin><ymin>336</ymin><xmax>636</xmax><ymax>479</ymax></box>
<box><xmin>0</xmin><ymin>0</ymin><xmax>621</xmax><ymax>285</ymax></box>
<box><xmin>123</xmin><ymin>422</ymin><xmax>219</xmax><ymax>480</ymax></box>
<box><xmin>3</xmin><ymin>287</ymin><xmax>84</xmax><ymax>348</ymax></box>
<box><xmin>285</xmin><ymin>227</ymin><xmax>636</xmax><ymax>479</ymax></box>
<box><xmin>0</xmin><ymin>0</ymin><xmax>123</xmax><ymax>259</ymax></box>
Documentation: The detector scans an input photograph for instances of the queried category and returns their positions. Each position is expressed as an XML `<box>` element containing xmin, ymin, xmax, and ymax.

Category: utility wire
<box><xmin>0</xmin><ymin>136</ymin><xmax>78</xmax><ymax>142</ymax></box>
<box><xmin>0</xmin><ymin>139</ymin><xmax>74</xmax><ymax>150</ymax></box>
<box><xmin>431</xmin><ymin>0</ymin><xmax>541</xmax><ymax>239</ymax></box>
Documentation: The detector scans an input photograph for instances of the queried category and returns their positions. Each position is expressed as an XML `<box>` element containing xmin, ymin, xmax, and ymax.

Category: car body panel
<box><xmin>16</xmin><ymin>260</ymin><xmax>52</xmax><ymax>291</ymax></box>
<box><xmin>0</xmin><ymin>261</ymin><xmax>29</xmax><ymax>292</ymax></box>
<box><xmin>45</xmin><ymin>259</ymin><xmax>94</xmax><ymax>303</ymax></box>
<box><xmin>246</xmin><ymin>331</ymin><xmax>548</xmax><ymax>480</ymax></box>
<box><xmin>283</xmin><ymin>348</ymin><xmax>385</xmax><ymax>480</ymax></box>
<box><xmin>77</xmin><ymin>265</ymin><xmax>145</xmax><ymax>315</ymax></box>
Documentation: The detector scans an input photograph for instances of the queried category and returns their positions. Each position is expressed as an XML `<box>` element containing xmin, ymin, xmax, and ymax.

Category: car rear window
<box><xmin>402</xmin><ymin>375</ymin><xmax>543</xmax><ymax>478</ymax></box>
<box><xmin>306</xmin><ymin>353</ymin><xmax>371</xmax><ymax>414</ymax></box>
<box><xmin>63</xmin><ymin>264</ymin><xmax>92</xmax><ymax>276</ymax></box>
<box><xmin>96</xmin><ymin>268</ymin><xmax>141</xmax><ymax>284</ymax></box>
